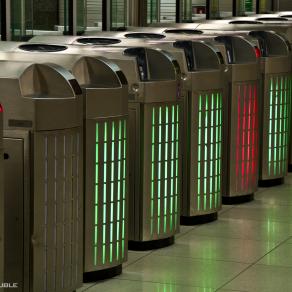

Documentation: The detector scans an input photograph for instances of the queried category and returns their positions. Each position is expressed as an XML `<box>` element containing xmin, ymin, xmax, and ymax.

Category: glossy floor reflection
<box><xmin>78</xmin><ymin>174</ymin><xmax>292</xmax><ymax>292</ymax></box>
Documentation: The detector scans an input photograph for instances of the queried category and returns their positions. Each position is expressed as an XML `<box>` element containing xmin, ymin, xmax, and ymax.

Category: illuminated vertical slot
<box><xmin>274</xmin><ymin>77</ymin><xmax>279</xmax><ymax>175</ymax></box>
<box><xmin>213</xmin><ymin>94</ymin><xmax>218</xmax><ymax>208</ymax></box>
<box><xmin>283</xmin><ymin>76</ymin><xmax>288</xmax><ymax>172</ymax></box>
<box><xmin>245</xmin><ymin>0</ymin><xmax>253</xmax><ymax>11</ymax></box>
<box><xmin>246</xmin><ymin>85</ymin><xmax>252</xmax><ymax>188</ymax></box>
<box><xmin>252</xmin><ymin>84</ymin><xmax>257</xmax><ymax>180</ymax></box>
<box><xmin>255</xmin><ymin>84</ymin><xmax>258</xmax><ymax>180</ymax></box>
<box><xmin>218</xmin><ymin>93</ymin><xmax>222</xmax><ymax>205</ymax></box>
<box><xmin>236</xmin><ymin>85</ymin><xmax>241</xmax><ymax>192</ymax></box>
<box><xmin>269</xmin><ymin>78</ymin><xmax>273</xmax><ymax>175</ymax></box>
<box><xmin>94</xmin><ymin>123</ymin><xmax>99</xmax><ymax>266</ymax></box>
<box><xmin>175</xmin><ymin>104</ymin><xmax>179</xmax><ymax>228</ymax></box>
<box><xmin>213</xmin><ymin>94</ymin><xmax>220</xmax><ymax>202</ymax></box>
<box><xmin>151</xmin><ymin>108</ymin><xmax>155</xmax><ymax>235</ymax></box>
<box><xmin>242</xmin><ymin>85</ymin><xmax>247</xmax><ymax>190</ymax></box>
<box><xmin>204</xmin><ymin>96</ymin><xmax>208</xmax><ymax>211</ymax></box>
<box><xmin>283</xmin><ymin>76</ymin><xmax>289</xmax><ymax>172</ymax></box>
<box><xmin>215</xmin><ymin>93</ymin><xmax>219</xmax><ymax>202</ymax></box>
<box><xmin>122</xmin><ymin>119</ymin><xmax>126</xmax><ymax>258</ymax></box>
<box><xmin>279</xmin><ymin>77</ymin><xmax>283</xmax><ymax>174</ymax></box>
<box><xmin>109</xmin><ymin>122</ymin><xmax>115</xmax><ymax>263</ymax></box>
<box><xmin>198</xmin><ymin>95</ymin><xmax>202</xmax><ymax>210</ymax></box>
<box><xmin>158</xmin><ymin>106</ymin><xmax>162</xmax><ymax>234</ymax></box>
<box><xmin>164</xmin><ymin>106</ymin><xmax>168</xmax><ymax>233</ymax></box>
<box><xmin>117</xmin><ymin>121</ymin><xmax>122</xmax><ymax>260</ymax></box>
<box><xmin>210</xmin><ymin>93</ymin><xmax>214</xmax><ymax>210</ymax></box>
<box><xmin>170</xmin><ymin>106</ymin><xmax>175</xmax><ymax>231</ymax></box>
<box><xmin>102</xmin><ymin>122</ymin><xmax>108</xmax><ymax>264</ymax></box>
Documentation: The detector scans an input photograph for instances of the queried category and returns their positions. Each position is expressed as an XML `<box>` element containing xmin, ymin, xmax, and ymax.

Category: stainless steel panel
<box><xmin>261</xmin><ymin>74</ymin><xmax>291</xmax><ymax>180</ymax></box>
<box><xmin>186</xmin><ymin>90</ymin><xmax>223</xmax><ymax>215</ymax></box>
<box><xmin>140</xmin><ymin>102</ymin><xmax>180</xmax><ymax>241</ymax></box>
<box><xmin>227</xmin><ymin>81</ymin><xmax>259</xmax><ymax>196</ymax></box>
<box><xmin>32</xmin><ymin>128</ymin><xmax>83</xmax><ymax>292</ymax></box>
<box><xmin>0</xmin><ymin>109</ymin><xmax>3</xmax><ymax>286</ymax></box>
<box><xmin>0</xmin><ymin>61</ymin><xmax>83</xmax><ymax>292</ymax></box>
<box><xmin>84</xmin><ymin>117</ymin><xmax>128</xmax><ymax>272</ymax></box>
<box><xmin>3</xmin><ymin>138</ymin><xmax>24</xmax><ymax>292</ymax></box>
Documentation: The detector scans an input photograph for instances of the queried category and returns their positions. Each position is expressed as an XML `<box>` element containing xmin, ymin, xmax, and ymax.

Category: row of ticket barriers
<box><xmin>1</xmin><ymin>11</ymin><xmax>292</xmax><ymax>292</ymax></box>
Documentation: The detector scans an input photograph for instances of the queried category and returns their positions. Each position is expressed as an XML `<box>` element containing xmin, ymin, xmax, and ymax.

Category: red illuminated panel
<box><xmin>254</xmin><ymin>47</ymin><xmax>261</xmax><ymax>58</ymax></box>
<box><xmin>234</xmin><ymin>82</ymin><xmax>259</xmax><ymax>194</ymax></box>
<box><xmin>0</xmin><ymin>104</ymin><xmax>3</xmax><ymax>113</ymax></box>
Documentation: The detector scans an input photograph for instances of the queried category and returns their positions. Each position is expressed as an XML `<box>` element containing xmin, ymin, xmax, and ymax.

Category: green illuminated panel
<box><xmin>150</xmin><ymin>104</ymin><xmax>180</xmax><ymax>236</ymax></box>
<box><xmin>93</xmin><ymin>119</ymin><xmax>127</xmax><ymax>267</ymax></box>
<box><xmin>245</xmin><ymin>0</ymin><xmax>253</xmax><ymax>12</ymax></box>
<box><xmin>196</xmin><ymin>92</ymin><xmax>223</xmax><ymax>212</ymax></box>
<box><xmin>267</xmin><ymin>76</ymin><xmax>291</xmax><ymax>177</ymax></box>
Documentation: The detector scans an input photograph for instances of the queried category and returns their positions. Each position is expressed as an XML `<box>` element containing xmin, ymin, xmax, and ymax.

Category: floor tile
<box><xmin>175</xmin><ymin>225</ymin><xmax>197</xmax><ymax>239</ymax></box>
<box><xmin>258</xmin><ymin>243</ymin><xmax>292</xmax><ymax>267</ymax></box>
<box><xmin>123</xmin><ymin>251</ymin><xmax>152</xmax><ymax>268</ymax></box>
<box><xmin>220</xmin><ymin>204</ymin><xmax>292</xmax><ymax>223</ymax></box>
<box><xmin>77</xmin><ymin>283</ymin><xmax>96</xmax><ymax>292</ymax></box>
<box><xmin>219</xmin><ymin>205</ymin><xmax>235</xmax><ymax>213</ymax></box>
<box><xmin>117</xmin><ymin>254</ymin><xmax>248</xmax><ymax>289</ymax></box>
<box><xmin>79</xmin><ymin>279</ymin><xmax>213</xmax><ymax>292</ymax></box>
<box><xmin>216</xmin><ymin>289</ymin><xmax>248</xmax><ymax>292</ymax></box>
<box><xmin>255</xmin><ymin>185</ymin><xmax>292</xmax><ymax>206</ymax></box>
<box><xmin>152</xmin><ymin>235</ymin><xmax>277</xmax><ymax>264</ymax></box>
<box><xmin>189</xmin><ymin>217</ymin><xmax>292</xmax><ymax>243</ymax></box>
<box><xmin>223</xmin><ymin>264</ymin><xmax>292</xmax><ymax>292</ymax></box>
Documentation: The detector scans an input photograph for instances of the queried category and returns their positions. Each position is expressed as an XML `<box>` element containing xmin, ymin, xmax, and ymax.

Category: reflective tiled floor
<box><xmin>78</xmin><ymin>174</ymin><xmax>292</xmax><ymax>292</ymax></box>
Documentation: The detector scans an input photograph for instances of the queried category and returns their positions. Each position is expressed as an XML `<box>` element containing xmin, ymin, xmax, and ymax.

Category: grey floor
<box><xmin>78</xmin><ymin>174</ymin><xmax>292</xmax><ymax>292</ymax></box>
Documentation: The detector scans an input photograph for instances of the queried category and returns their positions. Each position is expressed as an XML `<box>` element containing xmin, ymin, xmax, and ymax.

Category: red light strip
<box><xmin>252</xmin><ymin>84</ymin><xmax>258</xmax><ymax>184</ymax></box>
<box><xmin>246</xmin><ymin>84</ymin><xmax>252</xmax><ymax>189</ymax></box>
<box><xmin>236</xmin><ymin>85</ymin><xmax>241</xmax><ymax>192</ymax></box>
<box><xmin>242</xmin><ymin>85</ymin><xmax>247</xmax><ymax>190</ymax></box>
<box><xmin>254</xmin><ymin>47</ymin><xmax>261</xmax><ymax>59</ymax></box>
<box><xmin>254</xmin><ymin>85</ymin><xmax>259</xmax><ymax>183</ymax></box>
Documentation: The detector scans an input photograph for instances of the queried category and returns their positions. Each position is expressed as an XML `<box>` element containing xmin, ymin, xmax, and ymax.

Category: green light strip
<box><xmin>269</xmin><ymin>78</ymin><xmax>273</xmax><ymax>175</ymax></box>
<box><xmin>151</xmin><ymin>107</ymin><xmax>155</xmax><ymax>236</ymax></box>
<box><xmin>94</xmin><ymin>123</ymin><xmax>99</xmax><ymax>266</ymax></box>
<box><xmin>122</xmin><ymin>120</ymin><xmax>126</xmax><ymax>259</ymax></box>
<box><xmin>164</xmin><ymin>106</ymin><xmax>168</xmax><ymax>233</ymax></box>
<box><xmin>268</xmin><ymin>75</ymin><xmax>290</xmax><ymax>176</ymax></box>
<box><xmin>195</xmin><ymin>92</ymin><xmax>223</xmax><ymax>212</ymax></box>
<box><xmin>150</xmin><ymin>104</ymin><xmax>179</xmax><ymax>236</ymax></box>
<box><xmin>158</xmin><ymin>107</ymin><xmax>162</xmax><ymax>235</ymax></box>
<box><xmin>198</xmin><ymin>95</ymin><xmax>202</xmax><ymax>210</ymax></box>
<box><xmin>279</xmin><ymin>77</ymin><xmax>283</xmax><ymax>173</ymax></box>
<box><xmin>103</xmin><ymin>122</ymin><xmax>108</xmax><ymax>264</ymax></box>
<box><xmin>274</xmin><ymin>77</ymin><xmax>278</xmax><ymax>175</ymax></box>
<box><xmin>93</xmin><ymin>118</ymin><xmax>127</xmax><ymax>266</ymax></box>
<box><xmin>175</xmin><ymin>105</ymin><xmax>179</xmax><ymax>228</ymax></box>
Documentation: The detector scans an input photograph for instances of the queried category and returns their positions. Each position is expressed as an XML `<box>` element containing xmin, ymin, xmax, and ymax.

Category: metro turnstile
<box><xmin>20</xmin><ymin>40</ymin><xmax>183</xmax><ymax>249</ymax></box>
<box><xmin>0</xmin><ymin>103</ymin><xmax>3</xmax><ymax>286</ymax></box>
<box><xmin>28</xmin><ymin>34</ymin><xmax>225</xmax><ymax>224</ymax></box>
<box><xmin>0</xmin><ymin>61</ymin><xmax>83</xmax><ymax>292</ymax></box>
<box><xmin>96</xmin><ymin>47</ymin><xmax>182</xmax><ymax>250</ymax></box>
<box><xmin>0</xmin><ymin>47</ymin><xmax>130</xmax><ymax>280</ymax></box>
<box><xmin>200</xmin><ymin>30</ymin><xmax>292</xmax><ymax>186</ymax></box>
<box><xmin>128</xmin><ymin>38</ymin><xmax>226</xmax><ymax>224</ymax></box>
<box><xmin>106</xmin><ymin>31</ymin><xmax>261</xmax><ymax>204</ymax></box>
<box><xmin>247</xmin><ymin>31</ymin><xmax>292</xmax><ymax>186</ymax></box>
<box><xmin>24</xmin><ymin>43</ymin><xmax>183</xmax><ymax>250</ymax></box>
<box><xmin>148</xmin><ymin>39</ymin><xmax>225</xmax><ymax>224</ymax></box>
<box><xmin>213</xmin><ymin>35</ymin><xmax>261</xmax><ymax>204</ymax></box>
<box><xmin>87</xmin><ymin>47</ymin><xmax>182</xmax><ymax>250</ymax></box>
<box><xmin>196</xmin><ymin>20</ymin><xmax>292</xmax><ymax>174</ymax></box>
